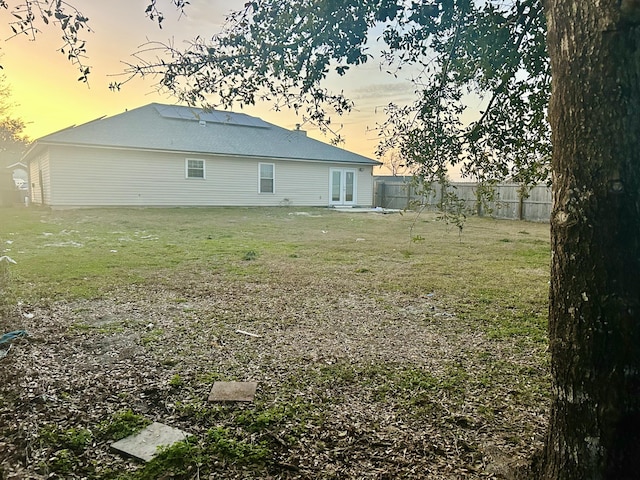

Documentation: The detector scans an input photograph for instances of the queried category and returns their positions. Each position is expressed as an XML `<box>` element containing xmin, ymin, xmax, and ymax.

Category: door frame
<box><xmin>329</xmin><ymin>168</ymin><xmax>357</xmax><ymax>206</ymax></box>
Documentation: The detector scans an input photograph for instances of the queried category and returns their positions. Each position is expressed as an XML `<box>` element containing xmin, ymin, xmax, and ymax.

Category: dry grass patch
<box><xmin>0</xmin><ymin>207</ymin><xmax>550</xmax><ymax>479</ymax></box>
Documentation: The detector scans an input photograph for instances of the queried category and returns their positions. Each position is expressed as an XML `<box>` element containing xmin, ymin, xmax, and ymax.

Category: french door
<box><xmin>329</xmin><ymin>168</ymin><xmax>357</xmax><ymax>206</ymax></box>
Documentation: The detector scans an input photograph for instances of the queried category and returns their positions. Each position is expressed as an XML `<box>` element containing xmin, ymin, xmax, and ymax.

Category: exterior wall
<box><xmin>44</xmin><ymin>145</ymin><xmax>376</xmax><ymax>208</ymax></box>
<box><xmin>355</xmin><ymin>167</ymin><xmax>375</xmax><ymax>207</ymax></box>
<box><xmin>28</xmin><ymin>150</ymin><xmax>51</xmax><ymax>206</ymax></box>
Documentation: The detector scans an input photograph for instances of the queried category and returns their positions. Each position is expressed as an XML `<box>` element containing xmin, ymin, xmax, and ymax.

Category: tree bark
<box><xmin>541</xmin><ymin>0</ymin><xmax>640</xmax><ymax>477</ymax></box>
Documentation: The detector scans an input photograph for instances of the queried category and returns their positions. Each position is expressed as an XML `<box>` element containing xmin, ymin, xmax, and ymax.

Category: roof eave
<box><xmin>26</xmin><ymin>140</ymin><xmax>381</xmax><ymax>165</ymax></box>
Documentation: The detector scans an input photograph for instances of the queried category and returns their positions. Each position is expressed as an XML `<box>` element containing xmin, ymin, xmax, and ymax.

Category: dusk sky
<box><xmin>0</xmin><ymin>0</ymin><xmax>421</xmax><ymax>168</ymax></box>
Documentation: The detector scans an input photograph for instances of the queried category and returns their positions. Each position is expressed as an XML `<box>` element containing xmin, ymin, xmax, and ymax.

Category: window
<box><xmin>259</xmin><ymin>163</ymin><xmax>275</xmax><ymax>193</ymax></box>
<box><xmin>186</xmin><ymin>159</ymin><xmax>205</xmax><ymax>179</ymax></box>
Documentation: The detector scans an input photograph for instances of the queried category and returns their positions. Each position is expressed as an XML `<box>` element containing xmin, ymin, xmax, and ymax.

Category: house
<box><xmin>1</xmin><ymin>162</ymin><xmax>29</xmax><ymax>206</ymax></box>
<box><xmin>21</xmin><ymin>103</ymin><xmax>381</xmax><ymax>208</ymax></box>
<box><xmin>6</xmin><ymin>162</ymin><xmax>28</xmax><ymax>188</ymax></box>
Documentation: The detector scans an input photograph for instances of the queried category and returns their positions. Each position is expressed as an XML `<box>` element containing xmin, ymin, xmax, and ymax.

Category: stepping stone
<box><xmin>208</xmin><ymin>381</ymin><xmax>258</xmax><ymax>402</ymax></box>
<box><xmin>111</xmin><ymin>422</ymin><xmax>189</xmax><ymax>462</ymax></box>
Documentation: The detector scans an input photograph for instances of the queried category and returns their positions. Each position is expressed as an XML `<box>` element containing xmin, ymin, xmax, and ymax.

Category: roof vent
<box><xmin>199</xmin><ymin>120</ymin><xmax>207</xmax><ymax>127</ymax></box>
<box><xmin>293</xmin><ymin>124</ymin><xmax>307</xmax><ymax>136</ymax></box>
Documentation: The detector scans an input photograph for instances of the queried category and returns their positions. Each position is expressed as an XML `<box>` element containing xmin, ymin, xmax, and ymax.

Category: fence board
<box><xmin>373</xmin><ymin>177</ymin><xmax>551</xmax><ymax>222</ymax></box>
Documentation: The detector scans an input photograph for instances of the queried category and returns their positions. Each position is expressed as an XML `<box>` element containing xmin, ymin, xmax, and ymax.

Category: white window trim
<box><xmin>185</xmin><ymin>158</ymin><xmax>206</xmax><ymax>179</ymax></box>
<box><xmin>258</xmin><ymin>162</ymin><xmax>275</xmax><ymax>194</ymax></box>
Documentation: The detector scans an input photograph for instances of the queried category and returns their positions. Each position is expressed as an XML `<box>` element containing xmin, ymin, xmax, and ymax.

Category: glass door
<box><xmin>330</xmin><ymin>168</ymin><xmax>357</xmax><ymax>206</ymax></box>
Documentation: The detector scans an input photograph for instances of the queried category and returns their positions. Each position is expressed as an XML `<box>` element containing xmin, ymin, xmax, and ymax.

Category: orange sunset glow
<box><xmin>0</xmin><ymin>0</ymin><xmax>420</xmax><ymax>168</ymax></box>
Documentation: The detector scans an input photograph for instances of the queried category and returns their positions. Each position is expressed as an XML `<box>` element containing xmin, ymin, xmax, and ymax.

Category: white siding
<box><xmin>46</xmin><ymin>145</ymin><xmax>376</xmax><ymax>207</ymax></box>
<box><xmin>28</xmin><ymin>151</ymin><xmax>51</xmax><ymax>205</ymax></box>
<box><xmin>356</xmin><ymin>167</ymin><xmax>374</xmax><ymax>206</ymax></box>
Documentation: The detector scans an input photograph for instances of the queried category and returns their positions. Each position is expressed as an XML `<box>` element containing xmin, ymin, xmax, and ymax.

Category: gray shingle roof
<box><xmin>35</xmin><ymin>103</ymin><xmax>380</xmax><ymax>165</ymax></box>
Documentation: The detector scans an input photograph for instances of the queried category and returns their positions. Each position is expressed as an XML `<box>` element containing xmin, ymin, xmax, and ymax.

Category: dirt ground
<box><xmin>0</xmin><ymin>268</ymin><xmax>548</xmax><ymax>479</ymax></box>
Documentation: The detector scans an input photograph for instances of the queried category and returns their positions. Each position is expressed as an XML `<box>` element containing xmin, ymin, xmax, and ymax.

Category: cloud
<box><xmin>351</xmin><ymin>82</ymin><xmax>417</xmax><ymax>104</ymax></box>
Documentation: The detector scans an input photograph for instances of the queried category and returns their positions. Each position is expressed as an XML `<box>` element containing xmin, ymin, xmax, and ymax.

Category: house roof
<box><xmin>6</xmin><ymin>162</ymin><xmax>27</xmax><ymax>169</ymax></box>
<box><xmin>27</xmin><ymin>103</ymin><xmax>380</xmax><ymax>166</ymax></box>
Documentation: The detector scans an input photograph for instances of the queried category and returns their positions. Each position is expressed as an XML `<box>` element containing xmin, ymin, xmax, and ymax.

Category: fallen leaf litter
<box><xmin>0</xmin><ymin>276</ymin><xmax>548</xmax><ymax>479</ymax></box>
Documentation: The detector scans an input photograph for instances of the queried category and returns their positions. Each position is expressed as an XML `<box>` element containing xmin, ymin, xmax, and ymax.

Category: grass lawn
<box><xmin>0</xmin><ymin>206</ymin><xmax>550</xmax><ymax>479</ymax></box>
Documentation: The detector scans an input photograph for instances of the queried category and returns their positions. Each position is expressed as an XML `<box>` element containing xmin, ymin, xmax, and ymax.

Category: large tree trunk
<box><xmin>541</xmin><ymin>0</ymin><xmax>640</xmax><ymax>477</ymax></box>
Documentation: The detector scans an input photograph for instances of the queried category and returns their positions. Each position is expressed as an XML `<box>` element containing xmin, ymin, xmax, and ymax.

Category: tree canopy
<box><xmin>0</xmin><ymin>75</ymin><xmax>28</xmax><ymax>167</ymax></box>
<box><xmin>1</xmin><ymin>0</ymin><xmax>550</xmax><ymax>186</ymax></box>
<box><xmin>132</xmin><ymin>0</ymin><xmax>551</xmax><ymax>186</ymax></box>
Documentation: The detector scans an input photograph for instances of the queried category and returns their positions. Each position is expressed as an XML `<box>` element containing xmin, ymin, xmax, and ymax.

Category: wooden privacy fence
<box><xmin>373</xmin><ymin>176</ymin><xmax>552</xmax><ymax>223</ymax></box>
